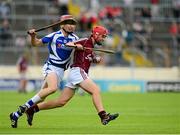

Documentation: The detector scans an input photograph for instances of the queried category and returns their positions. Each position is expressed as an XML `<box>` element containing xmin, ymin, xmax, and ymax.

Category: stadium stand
<box><xmin>0</xmin><ymin>0</ymin><xmax>179</xmax><ymax>67</ymax></box>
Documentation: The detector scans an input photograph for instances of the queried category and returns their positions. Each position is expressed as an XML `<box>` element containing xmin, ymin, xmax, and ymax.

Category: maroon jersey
<box><xmin>71</xmin><ymin>37</ymin><xmax>94</xmax><ymax>73</ymax></box>
<box><xmin>17</xmin><ymin>56</ymin><xmax>28</xmax><ymax>72</ymax></box>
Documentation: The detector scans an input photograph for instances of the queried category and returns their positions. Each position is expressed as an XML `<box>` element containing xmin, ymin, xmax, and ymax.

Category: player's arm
<box><xmin>27</xmin><ymin>29</ymin><xmax>43</xmax><ymax>46</ymax></box>
<box><xmin>65</xmin><ymin>42</ymin><xmax>84</xmax><ymax>50</ymax></box>
<box><xmin>16</xmin><ymin>57</ymin><xmax>21</xmax><ymax>73</ymax></box>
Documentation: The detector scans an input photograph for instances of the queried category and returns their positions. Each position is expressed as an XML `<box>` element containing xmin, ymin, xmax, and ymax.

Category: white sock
<box><xmin>25</xmin><ymin>94</ymin><xmax>42</xmax><ymax>108</ymax></box>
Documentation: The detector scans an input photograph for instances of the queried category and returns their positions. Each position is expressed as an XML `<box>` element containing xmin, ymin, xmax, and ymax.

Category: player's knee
<box><xmin>93</xmin><ymin>86</ymin><xmax>101</xmax><ymax>95</ymax></box>
<box><xmin>57</xmin><ymin>100</ymin><xmax>67</xmax><ymax>107</ymax></box>
<box><xmin>49</xmin><ymin>86</ymin><xmax>58</xmax><ymax>93</ymax></box>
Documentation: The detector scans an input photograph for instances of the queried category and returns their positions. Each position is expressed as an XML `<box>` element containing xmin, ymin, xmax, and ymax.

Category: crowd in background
<box><xmin>0</xmin><ymin>0</ymin><xmax>12</xmax><ymax>47</ymax></box>
<box><xmin>0</xmin><ymin>0</ymin><xmax>180</xmax><ymax>67</ymax></box>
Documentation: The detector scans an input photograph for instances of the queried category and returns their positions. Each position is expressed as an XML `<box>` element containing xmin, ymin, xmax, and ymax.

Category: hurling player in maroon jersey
<box><xmin>25</xmin><ymin>26</ymin><xmax>119</xmax><ymax>126</ymax></box>
<box><xmin>17</xmin><ymin>53</ymin><xmax>29</xmax><ymax>93</ymax></box>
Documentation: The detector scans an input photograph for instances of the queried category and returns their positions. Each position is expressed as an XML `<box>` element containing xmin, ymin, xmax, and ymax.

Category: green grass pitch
<box><xmin>0</xmin><ymin>91</ymin><xmax>180</xmax><ymax>134</ymax></box>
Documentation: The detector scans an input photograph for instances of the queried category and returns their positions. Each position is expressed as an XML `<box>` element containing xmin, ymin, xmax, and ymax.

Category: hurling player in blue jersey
<box><xmin>10</xmin><ymin>15</ymin><xmax>80</xmax><ymax>128</ymax></box>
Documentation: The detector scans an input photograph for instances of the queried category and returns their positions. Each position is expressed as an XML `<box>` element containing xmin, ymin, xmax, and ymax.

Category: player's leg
<box><xmin>79</xmin><ymin>79</ymin><xmax>119</xmax><ymax>125</ymax></box>
<box><xmin>10</xmin><ymin>72</ymin><xmax>59</xmax><ymax>128</ymax></box>
<box><xmin>79</xmin><ymin>78</ymin><xmax>104</xmax><ymax>112</ymax></box>
<box><xmin>22</xmin><ymin>78</ymin><xmax>27</xmax><ymax>93</ymax></box>
<box><xmin>18</xmin><ymin>79</ymin><xmax>23</xmax><ymax>93</ymax></box>
<box><xmin>39</xmin><ymin>87</ymin><xmax>75</xmax><ymax>110</ymax></box>
<box><xmin>25</xmin><ymin>80</ymin><xmax>48</xmax><ymax>126</ymax></box>
<box><xmin>18</xmin><ymin>73</ymin><xmax>26</xmax><ymax>93</ymax></box>
<box><xmin>25</xmin><ymin>87</ymin><xmax>75</xmax><ymax>126</ymax></box>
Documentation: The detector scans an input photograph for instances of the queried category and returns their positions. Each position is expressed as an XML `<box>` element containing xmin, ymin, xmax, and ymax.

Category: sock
<box><xmin>25</xmin><ymin>95</ymin><xmax>42</xmax><ymax>108</ymax></box>
<box><xmin>13</xmin><ymin>106</ymin><xmax>27</xmax><ymax>120</ymax></box>
<box><xmin>98</xmin><ymin>110</ymin><xmax>107</xmax><ymax>119</ymax></box>
<box><xmin>26</xmin><ymin>104</ymin><xmax>39</xmax><ymax>114</ymax></box>
<box><xmin>32</xmin><ymin>104</ymin><xmax>39</xmax><ymax>113</ymax></box>
<box><xmin>13</xmin><ymin>112</ymin><xmax>21</xmax><ymax>120</ymax></box>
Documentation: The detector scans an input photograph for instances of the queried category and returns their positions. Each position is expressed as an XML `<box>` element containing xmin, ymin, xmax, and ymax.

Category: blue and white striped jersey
<box><xmin>42</xmin><ymin>30</ymin><xmax>79</xmax><ymax>70</ymax></box>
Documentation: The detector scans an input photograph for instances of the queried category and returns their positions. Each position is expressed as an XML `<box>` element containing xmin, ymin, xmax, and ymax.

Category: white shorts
<box><xmin>19</xmin><ymin>72</ymin><xmax>27</xmax><ymax>79</ymax></box>
<box><xmin>42</xmin><ymin>62</ymin><xmax>65</xmax><ymax>86</ymax></box>
<box><xmin>65</xmin><ymin>67</ymin><xmax>89</xmax><ymax>89</ymax></box>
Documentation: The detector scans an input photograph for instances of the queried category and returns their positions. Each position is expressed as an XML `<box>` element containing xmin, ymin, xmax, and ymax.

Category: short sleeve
<box><xmin>41</xmin><ymin>32</ymin><xmax>55</xmax><ymax>44</ymax></box>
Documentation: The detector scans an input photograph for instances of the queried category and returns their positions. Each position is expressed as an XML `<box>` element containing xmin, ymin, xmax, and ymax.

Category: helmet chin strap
<box><xmin>95</xmin><ymin>41</ymin><xmax>102</xmax><ymax>45</ymax></box>
<box><xmin>62</xmin><ymin>28</ymin><xmax>73</xmax><ymax>34</ymax></box>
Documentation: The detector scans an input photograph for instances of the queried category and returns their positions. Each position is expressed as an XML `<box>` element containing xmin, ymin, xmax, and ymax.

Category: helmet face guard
<box><xmin>61</xmin><ymin>20</ymin><xmax>77</xmax><ymax>25</ymax></box>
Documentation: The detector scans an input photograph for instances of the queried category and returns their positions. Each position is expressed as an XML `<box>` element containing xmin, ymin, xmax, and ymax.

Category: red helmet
<box><xmin>92</xmin><ymin>26</ymin><xmax>108</xmax><ymax>45</ymax></box>
<box><xmin>92</xmin><ymin>26</ymin><xmax>108</xmax><ymax>36</ymax></box>
<box><xmin>60</xmin><ymin>15</ymin><xmax>77</xmax><ymax>25</ymax></box>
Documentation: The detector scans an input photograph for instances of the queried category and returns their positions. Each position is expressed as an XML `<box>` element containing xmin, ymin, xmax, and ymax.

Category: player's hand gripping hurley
<box><xmin>27</xmin><ymin>21</ymin><xmax>62</xmax><ymax>34</ymax></box>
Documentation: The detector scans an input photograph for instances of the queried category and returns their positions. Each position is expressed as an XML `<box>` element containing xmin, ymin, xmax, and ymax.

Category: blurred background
<box><xmin>0</xmin><ymin>0</ymin><xmax>180</xmax><ymax>92</ymax></box>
